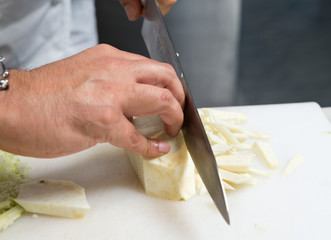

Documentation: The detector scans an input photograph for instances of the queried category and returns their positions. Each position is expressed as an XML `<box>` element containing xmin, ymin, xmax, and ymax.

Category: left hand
<box><xmin>119</xmin><ymin>0</ymin><xmax>177</xmax><ymax>21</ymax></box>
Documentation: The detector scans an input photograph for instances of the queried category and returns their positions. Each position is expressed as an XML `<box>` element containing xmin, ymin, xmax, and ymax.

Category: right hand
<box><xmin>0</xmin><ymin>44</ymin><xmax>184</xmax><ymax>158</ymax></box>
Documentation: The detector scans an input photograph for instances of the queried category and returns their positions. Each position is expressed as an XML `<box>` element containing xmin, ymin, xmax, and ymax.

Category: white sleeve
<box><xmin>0</xmin><ymin>0</ymin><xmax>98</xmax><ymax>69</ymax></box>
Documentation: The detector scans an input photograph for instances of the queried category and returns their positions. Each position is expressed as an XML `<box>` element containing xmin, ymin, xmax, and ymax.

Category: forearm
<box><xmin>0</xmin><ymin>68</ymin><xmax>90</xmax><ymax>158</ymax></box>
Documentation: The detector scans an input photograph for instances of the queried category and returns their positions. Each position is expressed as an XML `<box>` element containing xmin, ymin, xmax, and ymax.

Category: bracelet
<box><xmin>0</xmin><ymin>56</ymin><xmax>9</xmax><ymax>90</ymax></box>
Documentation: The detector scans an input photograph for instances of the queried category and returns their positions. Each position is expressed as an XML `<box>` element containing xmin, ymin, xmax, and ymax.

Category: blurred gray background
<box><xmin>95</xmin><ymin>0</ymin><xmax>331</xmax><ymax>107</ymax></box>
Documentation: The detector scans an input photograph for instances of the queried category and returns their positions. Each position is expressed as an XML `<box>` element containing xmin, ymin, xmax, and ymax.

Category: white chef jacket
<box><xmin>0</xmin><ymin>0</ymin><xmax>98</xmax><ymax>69</ymax></box>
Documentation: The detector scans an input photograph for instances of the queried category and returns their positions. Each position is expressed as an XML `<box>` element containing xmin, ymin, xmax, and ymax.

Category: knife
<box><xmin>140</xmin><ymin>0</ymin><xmax>230</xmax><ymax>224</ymax></box>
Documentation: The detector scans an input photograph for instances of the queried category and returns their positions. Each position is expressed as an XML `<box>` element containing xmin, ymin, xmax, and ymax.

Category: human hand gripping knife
<box><xmin>140</xmin><ymin>0</ymin><xmax>230</xmax><ymax>224</ymax></box>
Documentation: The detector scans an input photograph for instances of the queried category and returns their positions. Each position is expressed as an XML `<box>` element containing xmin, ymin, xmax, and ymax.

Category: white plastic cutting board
<box><xmin>1</xmin><ymin>102</ymin><xmax>331</xmax><ymax>240</ymax></box>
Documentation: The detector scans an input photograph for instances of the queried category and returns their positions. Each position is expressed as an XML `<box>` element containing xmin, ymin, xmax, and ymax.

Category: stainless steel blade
<box><xmin>141</xmin><ymin>0</ymin><xmax>230</xmax><ymax>224</ymax></box>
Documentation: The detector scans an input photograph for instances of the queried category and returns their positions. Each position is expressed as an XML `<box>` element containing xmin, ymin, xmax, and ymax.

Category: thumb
<box><xmin>109</xmin><ymin>115</ymin><xmax>170</xmax><ymax>157</ymax></box>
<box><xmin>119</xmin><ymin>0</ymin><xmax>143</xmax><ymax>21</ymax></box>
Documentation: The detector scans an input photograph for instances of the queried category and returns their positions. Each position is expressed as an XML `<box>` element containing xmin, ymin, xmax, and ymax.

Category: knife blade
<box><xmin>140</xmin><ymin>0</ymin><xmax>230</xmax><ymax>224</ymax></box>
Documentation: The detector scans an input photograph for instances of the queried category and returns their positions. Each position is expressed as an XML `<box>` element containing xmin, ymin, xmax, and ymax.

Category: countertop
<box><xmin>323</xmin><ymin>107</ymin><xmax>331</xmax><ymax>121</ymax></box>
<box><xmin>2</xmin><ymin>102</ymin><xmax>331</xmax><ymax>240</ymax></box>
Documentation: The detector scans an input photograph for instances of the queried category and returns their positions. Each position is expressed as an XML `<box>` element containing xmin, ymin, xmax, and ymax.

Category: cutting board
<box><xmin>1</xmin><ymin>102</ymin><xmax>331</xmax><ymax>240</ymax></box>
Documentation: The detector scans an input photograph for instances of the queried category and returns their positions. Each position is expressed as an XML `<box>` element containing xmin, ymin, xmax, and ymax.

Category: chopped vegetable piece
<box><xmin>211</xmin><ymin>144</ymin><xmax>232</xmax><ymax>155</ymax></box>
<box><xmin>216</xmin><ymin>155</ymin><xmax>252</xmax><ymax>173</ymax></box>
<box><xmin>127</xmin><ymin>108</ymin><xmax>279</xmax><ymax>200</ymax></box>
<box><xmin>282</xmin><ymin>154</ymin><xmax>304</xmax><ymax>176</ymax></box>
<box><xmin>244</xmin><ymin>130</ymin><xmax>270</xmax><ymax>139</ymax></box>
<box><xmin>218</xmin><ymin>169</ymin><xmax>253</xmax><ymax>185</ymax></box>
<box><xmin>232</xmin><ymin>133</ymin><xmax>249</xmax><ymax>142</ymax></box>
<box><xmin>231</xmin><ymin>143</ymin><xmax>252</xmax><ymax>151</ymax></box>
<box><xmin>15</xmin><ymin>180</ymin><xmax>90</xmax><ymax>218</ymax></box>
<box><xmin>206</xmin><ymin>131</ymin><xmax>227</xmax><ymax>145</ymax></box>
<box><xmin>0</xmin><ymin>151</ymin><xmax>30</xmax><ymax>201</ymax></box>
<box><xmin>0</xmin><ymin>205</ymin><xmax>24</xmax><ymax>232</ymax></box>
<box><xmin>248</xmin><ymin>167</ymin><xmax>271</xmax><ymax>177</ymax></box>
<box><xmin>217</xmin><ymin>125</ymin><xmax>240</xmax><ymax>145</ymax></box>
<box><xmin>200</xmin><ymin>108</ymin><xmax>248</xmax><ymax>124</ymax></box>
<box><xmin>222</xmin><ymin>181</ymin><xmax>236</xmax><ymax>190</ymax></box>
<box><xmin>195</xmin><ymin>173</ymin><xmax>235</xmax><ymax>195</ymax></box>
<box><xmin>252</xmin><ymin>141</ymin><xmax>279</xmax><ymax>169</ymax></box>
<box><xmin>215</xmin><ymin>121</ymin><xmax>246</xmax><ymax>133</ymax></box>
<box><xmin>0</xmin><ymin>200</ymin><xmax>14</xmax><ymax>214</ymax></box>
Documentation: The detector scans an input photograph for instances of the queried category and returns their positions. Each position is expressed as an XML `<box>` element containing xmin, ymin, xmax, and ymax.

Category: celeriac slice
<box><xmin>14</xmin><ymin>180</ymin><xmax>90</xmax><ymax>218</ymax></box>
<box><xmin>282</xmin><ymin>154</ymin><xmax>304</xmax><ymax>176</ymax></box>
<box><xmin>0</xmin><ymin>205</ymin><xmax>24</xmax><ymax>232</ymax></box>
<box><xmin>252</xmin><ymin>141</ymin><xmax>279</xmax><ymax>169</ymax></box>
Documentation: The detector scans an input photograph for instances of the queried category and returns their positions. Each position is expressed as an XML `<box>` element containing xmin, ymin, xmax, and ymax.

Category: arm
<box><xmin>0</xmin><ymin>44</ymin><xmax>184</xmax><ymax>158</ymax></box>
<box><xmin>119</xmin><ymin>0</ymin><xmax>177</xmax><ymax>21</ymax></box>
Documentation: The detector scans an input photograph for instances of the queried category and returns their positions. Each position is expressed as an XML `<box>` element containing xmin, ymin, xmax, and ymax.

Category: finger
<box><xmin>119</xmin><ymin>0</ymin><xmax>143</xmax><ymax>21</ymax></box>
<box><xmin>157</xmin><ymin>0</ymin><xmax>177</xmax><ymax>15</ymax></box>
<box><xmin>109</xmin><ymin>114</ymin><xmax>170</xmax><ymax>157</ymax></box>
<box><xmin>129</xmin><ymin>59</ymin><xmax>185</xmax><ymax>109</ymax></box>
<box><xmin>121</xmin><ymin>84</ymin><xmax>184</xmax><ymax>137</ymax></box>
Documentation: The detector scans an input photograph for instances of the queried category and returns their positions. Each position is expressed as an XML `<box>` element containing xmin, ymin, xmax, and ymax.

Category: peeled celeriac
<box><xmin>126</xmin><ymin>108</ymin><xmax>279</xmax><ymax>201</ymax></box>
<box><xmin>15</xmin><ymin>179</ymin><xmax>90</xmax><ymax>218</ymax></box>
<box><xmin>126</xmin><ymin>132</ymin><xmax>195</xmax><ymax>201</ymax></box>
<box><xmin>126</xmin><ymin>117</ymin><xmax>195</xmax><ymax>201</ymax></box>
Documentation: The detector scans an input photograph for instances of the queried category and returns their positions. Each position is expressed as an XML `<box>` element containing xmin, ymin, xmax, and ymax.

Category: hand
<box><xmin>120</xmin><ymin>0</ymin><xmax>177</xmax><ymax>21</ymax></box>
<box><xmin>0</xmin><ymin>44</ymin><xmax>184</xmax><ymax>158</ymax></box>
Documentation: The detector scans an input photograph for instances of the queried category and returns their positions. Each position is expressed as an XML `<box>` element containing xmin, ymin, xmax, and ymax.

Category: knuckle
<box><xmin>159</xmin><ymin>89</ymin><xmax>174</xmax><ymax>105</ymax></box>
<box><xmin>95</xmin><ymin>43</ymin><xmax>111</xmax><ymax>53</ymax></box>
<box><xmin>99</xmin><ymin>107</ymin><xmax>118</xmax><ymax>126</ymax></box>
<box><xmin>162</xmin><ymin>62</ymin><xmax>176</xmax><ymax>74</ymax></box>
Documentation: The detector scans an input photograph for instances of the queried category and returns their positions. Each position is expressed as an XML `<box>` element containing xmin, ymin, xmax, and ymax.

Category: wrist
<box><xmin>0</xmin><ymin>69</ymin><xmax>31</xmax><ymax>154</ymax></box>
<box><xmin>0</xmin><ymin>56</ymin><xmax>9</xmax><ymax>90</ymax></box>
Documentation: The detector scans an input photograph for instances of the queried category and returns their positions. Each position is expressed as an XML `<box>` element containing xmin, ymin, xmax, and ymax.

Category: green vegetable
<box><xmin>0</xmin><ymin>205</ymin><xmax>24</xmax><ymax>232</ymax></box>
<box><xmin>0</xmin><ymin>150</ymin><xmax>30</xmax><ymax>201</ymax></box>
<box><xmin>0</xmin><ymin>200</ymin><xmax>14</xmax><ymax>214</ymax></box>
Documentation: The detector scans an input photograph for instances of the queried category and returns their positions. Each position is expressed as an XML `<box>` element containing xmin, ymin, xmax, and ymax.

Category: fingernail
<box><xmin>158</xmin><ymin>141</ymin><xmax>170</xmax><ymax>153</ymax></box>
<box><xmin>125</xmin><ymin>4</ymin><xmax>136</xmax><ymax>21</ymax></box>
